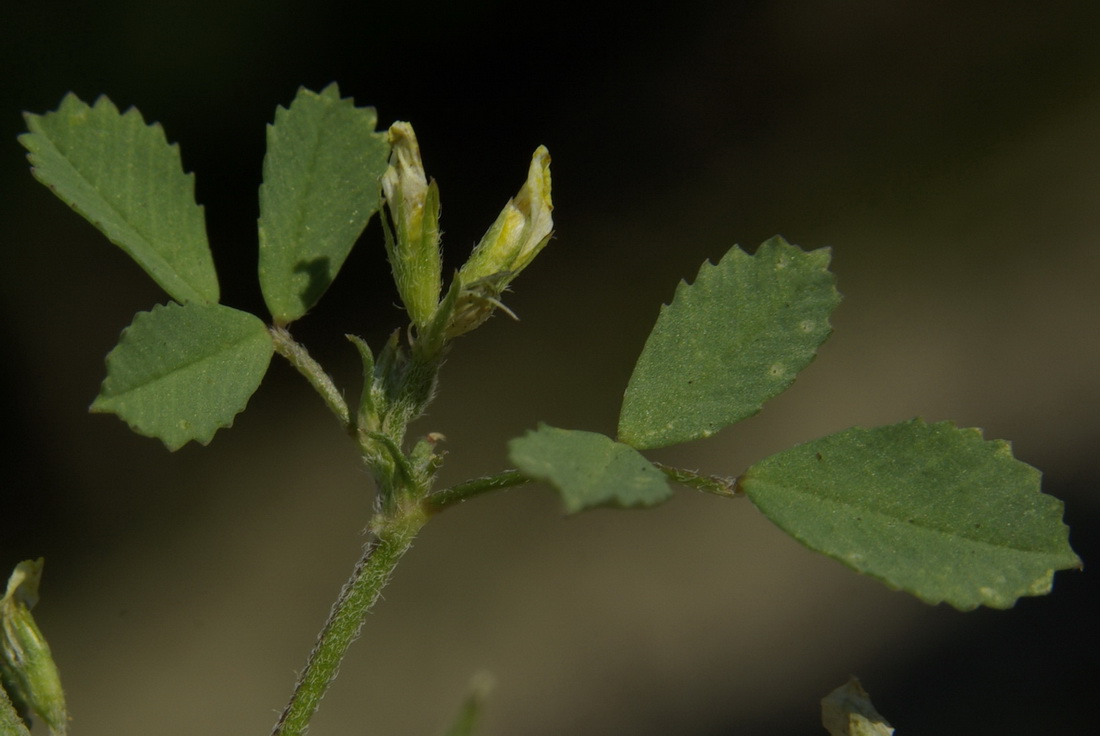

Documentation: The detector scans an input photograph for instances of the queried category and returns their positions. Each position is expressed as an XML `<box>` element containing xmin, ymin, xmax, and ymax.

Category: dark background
<box><xmin>2</xmin><ymin>1</ymin><xmax>1097</xmax><ymax>734</ymax></box>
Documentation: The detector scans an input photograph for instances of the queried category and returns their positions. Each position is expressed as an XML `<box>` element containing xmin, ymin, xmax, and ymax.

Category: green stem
<box><xmin>271</xmin><ymin>506</ymin><xmax>429</xmax><ymax>736</ymax></box>
<box><xmin>269</xmin><ymin>326</ymin><xmax>351</xmax><ymax>430</ymax></box>
<box><xmin>654</xmin><ymin>463</ymin><xmax>740</xmax><ymax>498</ymax></box>
<box><xmin>424</xmin><ymin>470</ymin><xmax>533</xmax><ymax>513</ymax></box>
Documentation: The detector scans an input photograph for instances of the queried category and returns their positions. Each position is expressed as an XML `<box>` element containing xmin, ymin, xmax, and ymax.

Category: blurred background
<box><xmin>2</xmin><ymin>1</ymin><xmax>1098</xmax><ymax>734</ymax></box>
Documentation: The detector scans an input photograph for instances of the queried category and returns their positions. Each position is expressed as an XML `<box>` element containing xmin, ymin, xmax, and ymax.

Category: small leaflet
<box><xmin>258</xmin><ymin>84</ymin><xmax>390</xmax><ymax>324</ymax></box>
<box><xmin>740</xmin><ymin>419</ymin><xmax>1081</xmax><ymax>609</ymax></box>
<box><xmin>20</xmin><ymin>94</ymin><xmax>218</xmax><ymax>305</ymax></box>
<box><xmin>509</xmin><ymin>424</ymin><xmax>673</xmax><ymax>513</ymax></box>
<box><xmin>91</xmin><ymin>303</ymin><xmax>274</xmax><ymax>450</ymax></box>
<box><xmin>618</xmin><ymin>236</ymin><xmax>839</xmax><ymax>449</ymax></box>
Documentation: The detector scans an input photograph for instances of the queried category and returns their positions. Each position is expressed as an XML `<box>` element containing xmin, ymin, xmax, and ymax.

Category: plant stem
<box><xmin>269</xmin><ymin>326</ymin><xmax>351</xmax><ymax>429</ymax></box>
<box><xmin>653</xmin><ymin>463</ymin><xmax>740</xmax><ymax>498</ymax></box>
<box><xmin>424</xmin><ymin>470</ymin><xmax>533</xmax><ymax>513</ymax></box>
<box><xmin>270</xmin><ymin>505</ymin><xmax>429</xmax><ymax>736</ymax></box>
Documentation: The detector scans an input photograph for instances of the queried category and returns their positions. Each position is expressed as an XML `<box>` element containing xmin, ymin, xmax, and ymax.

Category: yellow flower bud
<box><xmin>447</xmin><ymin>146</ymin><xmax>553</xmax><ymax>338</ymax></box>
<box><xmin>460</xmin><ymin>145</ymin><xmax>553</xmax><ymax>284</ymax></box>
<box><xmin>1</xmin><ymin>560</ymin><xmax>67</xmax><ymax>736</ymax></box>
<box><xmin>382</xmin><ymin>122</ymin><xmax>442</xmax><ymax>329</ymax></box>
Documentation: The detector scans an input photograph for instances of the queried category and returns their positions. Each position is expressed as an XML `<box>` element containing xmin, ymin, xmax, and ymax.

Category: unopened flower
<box><xmin>447</xmin><ymin>146</ymin><xmax>553</xmax><ymax>337</ymax></box>
<box><xmin>460</xmin><ymin>145</ymin><xmax>553</xmax><ymax>284</ymax></box>
<box><xmin>382</xmin><ymin>122</ymin><xmax>442</xmax><ymax>329</ymax></box>
<box><xmin>1</xmin><ymin>559</ymin><xmax>67</xmax><ymax>735</ymax></box>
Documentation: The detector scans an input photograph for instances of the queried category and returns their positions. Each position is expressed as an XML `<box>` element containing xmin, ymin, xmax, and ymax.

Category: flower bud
<box><xmin>447</xmin><ymin>146</ymin><xmax>553</xmax><ymax>337</ymax></box>
<box><xmin>1</xmin><ymin>560</ymin><xmax>67</xmax><ymax>735</ymax></box>
<box><xmin>382</xmin><ymin>122</ymin><xmax>442</xmax><ymax>329</ymax></box>
<box><xmin>460</xmin><ymin>145</ymin><xmax>553</xmax><ymax>285</ymax></box>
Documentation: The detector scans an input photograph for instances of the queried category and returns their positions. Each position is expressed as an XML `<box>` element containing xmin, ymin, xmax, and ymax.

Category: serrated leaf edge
<box><xmin>21</xmin><ymin>93</ymin><xmax>217</xmax><ymax>305</ymax></box>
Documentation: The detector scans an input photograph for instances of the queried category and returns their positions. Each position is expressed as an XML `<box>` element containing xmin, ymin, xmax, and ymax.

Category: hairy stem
<box><xmin>424</xmin><ymin>470</ymin><xmax>533</xmax><ymax>513</ymax></box>
<box><xmin>270</xmin><ymin>326</ymin><xmax>351</xmax><ymax>430</ymax></box>
<box><xmin>653</xmin><ymin>463</ymin><xmax>740</xmax><ymax>498</ymax></box>
<box><xmin>271</xmin><ymin>506</ymin><xmax>429</xmax><ymax>736</ymax></box>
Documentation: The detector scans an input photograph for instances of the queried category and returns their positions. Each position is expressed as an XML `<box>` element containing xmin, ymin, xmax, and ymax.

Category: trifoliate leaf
<box><xmin>258</xmin><ymin>84</ymin><xmax>390</xmax><ymax>324</ymax></box>
<box><xmin>740</xmin><ymin>419</ymin><xmax>1081</xmax><ymax>610</ymax></box>
<box><xmin>618</xmin><ymin>236</ymin><xmax>840</xmax><ymax>449</ymax></box>
<box><xmin>20</xmin><ymin>94</ymin><xmax>218</xmax><ymax>305</ymax></box>
<box><xmin>91</xmin><ymin>302</ymin><xmax>273</xmax><ymax>450</ymax></box>
<box><xmin>508</xmin><ymin>425</ymin><xmax>673</xmax><ymax>513</ymax></box>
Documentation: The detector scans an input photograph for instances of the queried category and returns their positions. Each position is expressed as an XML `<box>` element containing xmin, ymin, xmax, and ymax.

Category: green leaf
<box><xmin>618</xmin><ymin>236</ymin><xmax>840</xmax><ymax>450</ymax></box>
<box><xmin>91</xmin><ymin>302</ymin><xmax>274</xmax><ymax>450</ymax></box>
<box><xmin>0</xmin><ymin>687</ymin><xmax>31</xmax><ymax>736</ymax></box>
<box><xmin>20</xmin><ymin>94</ymin><xmax>219</xmax><ymax>305</ymax></box>
<box><xmin>739</xmin><ymin>419</ymin><xmax>1082</xmax><ymax>610</ymax></box>
<box><xmin>258</xmin><ymin>84</ymin><xmax>390</xmax><ymax>324</ymax></box>
<box><xmin>508</xmin><ymin>424</ymin><xmax>673</xmax><ymax>513</ymax></box>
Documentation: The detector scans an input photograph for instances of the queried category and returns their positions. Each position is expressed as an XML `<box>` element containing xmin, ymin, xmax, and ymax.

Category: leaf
<box><xmin>618</xmin><ymin>236</ymin><xmax>840</xmax><ymax>450</ymax></box>
<box><xmin>508</xmin><ymin>424</ymin><xmax>673</xmax><ymax>513</ymax></box>
<box><xmin>0</xmin><ymin>687</ymin><xmax>31</xmax><ymax>736</ymax></box>
<box><xmin>20</xmin><ymin>94</ymin><xmax>218</xmax><ymax>305</ymax></box>
<box><xmin>91</xmin><ymin>302</ymin><xmax>274</xmax><ymax>450</ymax></box>
<box><xmin>739</xmin><ymin>419</ymin><xmax>1082</xmax><ymax>610</ymax></box>
<box><xmin>258</xmin><ymin>84</ymin><xmax>390</xmax><ymax>324</ymax></box>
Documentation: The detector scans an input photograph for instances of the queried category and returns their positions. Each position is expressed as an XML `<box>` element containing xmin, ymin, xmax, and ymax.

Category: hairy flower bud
<box><xmin>460</xmin><ymin>145</ymin><xmax>553</xmax><ymax>285</ymax></box>
<box><xmin>382</xmin><ymin>122</ymin><xmax>442</xmax><ymax>329</ymax></box>
<box><xmin>447</xmin><ymin>146</ymin><xmax>553</xmax><ymax>337</ymax></box>
<box><xmin>1</xmin><ymin>560</ymin><xmax>67</xmax><ymax>735</ymax></box>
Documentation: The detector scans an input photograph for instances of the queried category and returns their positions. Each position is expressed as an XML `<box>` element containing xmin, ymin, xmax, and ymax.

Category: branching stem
<box><xmin>269</xmin><ymin>469</ymin><xmax>531</xmax><ymax>736</ymax></box>
<box><xmin>269</xmin><ymin>327</ymin><xmax>740</xmax><ymax>736</ymax></box>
